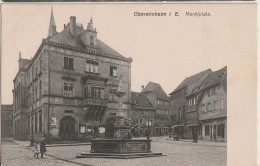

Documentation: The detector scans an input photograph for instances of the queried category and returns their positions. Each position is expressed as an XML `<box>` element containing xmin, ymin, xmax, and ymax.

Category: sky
<box><xmin>0</xmin><ymin>4</ymin><xmax>247</xmax><ymax>104</ymax></box>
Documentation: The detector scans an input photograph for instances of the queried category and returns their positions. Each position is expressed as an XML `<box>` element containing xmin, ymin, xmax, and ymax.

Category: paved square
<box><xmin>1</xmin><ymin>137</ymin><xmax>226</xmax><ymax>166</ymax></box>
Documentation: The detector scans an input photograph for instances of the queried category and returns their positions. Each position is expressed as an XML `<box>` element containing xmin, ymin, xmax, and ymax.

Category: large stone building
<box><xmin>13</xmin><ymin>10</ymin><xmax>132</xmax><ymax>141</ymax></box>
<box><xmin>169</xmin><ymin>69</ymin><xmax>211</xmax><ymax>138</ymax></box>
<box><xmin>1</xmin><ymin>105</ymin><xmax>13</xmax><ymax>138</ymax></box>
<box><xmin>129</xmin><ymin>92</ymin><xmax>156</xmax><ymax>137</ymax></box>
<box><xmin>142</xmin><ymin>82</ymin><xmax>170</xmax><ymax>136</ymax></box>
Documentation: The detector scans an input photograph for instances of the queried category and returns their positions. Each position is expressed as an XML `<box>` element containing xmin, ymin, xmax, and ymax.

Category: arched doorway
<box><xmin>59</xmin><ymin>116</ymin><xmax>76</xmax><ymax>140</ymax></box>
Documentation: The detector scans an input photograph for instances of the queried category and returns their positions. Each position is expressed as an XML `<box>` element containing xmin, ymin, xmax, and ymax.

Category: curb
<box><xmin>25</xmin><ymin>146</ymin><xmax>92</xmax><ymax>166</ymax></box>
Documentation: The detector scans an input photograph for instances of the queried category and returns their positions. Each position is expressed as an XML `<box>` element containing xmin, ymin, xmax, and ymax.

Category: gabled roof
<box><xmin>142</xmin><ymin>82</ymin><xmax>169</xmax><ymax>101</ymax></box>
<box><xmin>169</xmin><ymin>69</ymin><xmax>212</xmax><ymax>95</ymax></box>
<box><xmin>131</xmin><ymin>92</ymin><xmax>154</xmax><ymax>109</ymax></box>
<box><xmin>199</xmin><ymin>66</ymin><xmax>227</xmax><ymax>90</ymax></box>
<box><xmin>186</xmin><ymin>66</ymin><xmax>227</xmax><ymax>97</ymax></box>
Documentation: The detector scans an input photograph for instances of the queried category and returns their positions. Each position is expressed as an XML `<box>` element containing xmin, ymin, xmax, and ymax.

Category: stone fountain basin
<box><xmin>90</xmin><ymin>139</ymin><xmax>152</xmax><ymax>154</ymax></box>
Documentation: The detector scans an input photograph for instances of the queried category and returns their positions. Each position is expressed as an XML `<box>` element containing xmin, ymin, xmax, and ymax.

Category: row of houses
<box><xmin>169</xmin><ymin>67</ymin><xmax>227</xmax><ymax>142</ymax></box>
<box><xmin>10</xmin><ymin>10</ymin><xmax>226</xmax><ymax>142</ymax></box>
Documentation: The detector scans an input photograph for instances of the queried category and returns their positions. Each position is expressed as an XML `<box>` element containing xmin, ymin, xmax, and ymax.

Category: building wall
<box><xmin>129</xmin><ymin>107</ymin><xmax>155</xmax><ymax>137</ymax></box>
<box><xmin>199</xmin><ymin>83</ymin><xmax>227</xmax><ymax>142</ymax></box>
<box><xmin>170</xmin><ymin>71</ymin><xmax>211</xmax><ymax>124</ymax></box>
<box><xmin>14</xmin><ymin>43</ymin><xmax>131</xmax><ymax>140</ymax></box>
<box><xmin>1</xmin><ymin>105</ymin><xmax>13</xmax><ymax>138</ymax></box>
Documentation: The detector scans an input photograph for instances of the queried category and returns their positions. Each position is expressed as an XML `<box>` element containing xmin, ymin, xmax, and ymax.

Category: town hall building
<box><xmin>13</xmin><ymin>9</ymin><xmax>132</xmax><ymax>141</ymax></box>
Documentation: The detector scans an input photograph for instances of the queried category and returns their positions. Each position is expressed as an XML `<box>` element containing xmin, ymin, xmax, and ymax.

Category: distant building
<box><xmin>169</xmin><ymin>69</ymin><xmax>211</xmax><ymax>138</ymax></box>
<box><xmin>1</xmin><ymin>105</ymin><xmax>13</xmax><ymax>138</ymax></box>
<box><xmin>142</xmin><ymin>82</ymin><xmax>170</xmax><ymax>136</ymax></box>
<box><xmin>13</xmin><ymin>10</ymin><xmax>132</xmax><ymax>141</ymax></box>
<box><xmin>130</xmin><ymin>92</ymin><xmax>156</xmax><ymax>137</ymax></box>
<box><xmin>198</xmin><ymin>67</ymin><xmax>227</xmax><ymax>142</ymax></box>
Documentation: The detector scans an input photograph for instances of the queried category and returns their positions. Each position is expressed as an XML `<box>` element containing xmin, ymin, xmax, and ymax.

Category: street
<box><xmin>1</xmin><ymin>137</ymin><xmax>226</xmax><ymax>166</ymax></box>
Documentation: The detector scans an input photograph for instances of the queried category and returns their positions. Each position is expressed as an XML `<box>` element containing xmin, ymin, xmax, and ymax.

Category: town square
<box><xmin>4</xmin><ymin>4</ymin><xmax>256</xmax><ymax>166</ymax></box>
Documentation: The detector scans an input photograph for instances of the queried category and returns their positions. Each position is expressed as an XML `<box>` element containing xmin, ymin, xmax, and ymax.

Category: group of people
<box><xmin>33</xmin><ymin>138</ymin><xmax>47</xmax><ymax>159</ymax></box>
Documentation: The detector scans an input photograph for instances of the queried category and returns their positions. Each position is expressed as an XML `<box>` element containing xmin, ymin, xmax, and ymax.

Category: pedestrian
<box><xmin>40</xmin><ymin>138</ymin><xmax>47</xmax><ymax>158</ymax></box>
<box><xmin>33</xmin><ymin>140</ymin><xmax>40</xmax><ymax>158</ymax></box>
<box><xmin>194</xmin><ymin>132</ymin><xmax>198</xmax><ymax>143</ymax></box>
<box><xmin>193</xmin><ymin>132</ymin><xmax>198</xmax><ymax>143</ymax></box>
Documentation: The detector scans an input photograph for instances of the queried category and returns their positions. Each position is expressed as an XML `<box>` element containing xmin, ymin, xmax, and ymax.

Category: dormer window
<box><xmin>90</xmin><ymin>36</ymin><xmax>94</xmax><ymax>46</ymax></box>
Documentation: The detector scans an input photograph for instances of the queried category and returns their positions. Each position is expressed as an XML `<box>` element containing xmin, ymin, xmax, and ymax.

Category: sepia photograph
<box><xmin>1</xmin><ymin>3</ymin><xmax>257</xmax><ymax>166</ymax></box>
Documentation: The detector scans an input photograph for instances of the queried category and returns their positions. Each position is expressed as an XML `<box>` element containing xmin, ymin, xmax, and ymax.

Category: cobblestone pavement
<box><xmin>1</xmin><ymin>137</ymin><xmax>226</xmax><ymax>166</ymax></box>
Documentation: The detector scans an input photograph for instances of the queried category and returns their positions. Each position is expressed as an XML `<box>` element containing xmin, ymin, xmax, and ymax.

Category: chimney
<box><xmin>70</xmin><ymin>16</ymin><xmax>76</xmax><ymax>36</ymax></box>
<box><xmin>141</xmin><ymin>85</ymin><xmax>144</xmax><ymax>92</ymax></box>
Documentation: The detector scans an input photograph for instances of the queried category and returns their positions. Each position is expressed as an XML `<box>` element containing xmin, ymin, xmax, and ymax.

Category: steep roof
<box><xmin>199</xmin><ymin>66</ymin><xmax>227</xmax><ymax>90</ymax></box>
<box><xmin>131</xmin><ymin>92</ymin><xmax>154</xmax><ymax>109</ymax></box>
<box><xmin>142</xmin><ymin>82</ymin><xmax>169</xmax><ymax>101</ymax></box>
<box><xmin>48</xmin><ymin>22</ymin><xmax>127</xmax><ymax>60</ymax></box>
<box><xmin>186</xmin><ymin>66</ymin><xmax>227</xmax><ymax>97</ymax></box>
<box><xmin>169</xmin><ymin>69</ymin><xmax>212</xmax><ymax>95</ymax></box>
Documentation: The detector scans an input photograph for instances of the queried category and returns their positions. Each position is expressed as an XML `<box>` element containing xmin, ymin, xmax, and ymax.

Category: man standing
<box><xmin>40</xmin><ymin>138</ymin><xmax>47</xmax><ymax>158</ymax></box>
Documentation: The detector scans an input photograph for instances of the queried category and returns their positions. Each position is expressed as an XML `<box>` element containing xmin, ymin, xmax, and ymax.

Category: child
<box><xmin>33</xmin><ymin>141</ymin><xmax>40</xmax><ymax>158</ymax></box>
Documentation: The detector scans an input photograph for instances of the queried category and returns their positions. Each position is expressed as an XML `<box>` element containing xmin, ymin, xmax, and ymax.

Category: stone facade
<box><xmin>1</xmin><ymin>105</ymin><xmax>13</xmax><ymax>138</ymax></box>
<box><xmin>13</xmin><ymin>11</ymin><xmax>132</xmax><ymax>141</ymax></box>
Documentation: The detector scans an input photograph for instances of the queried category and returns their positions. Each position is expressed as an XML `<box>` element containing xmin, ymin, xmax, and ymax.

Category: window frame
<box><xmin>85</xmin><ymin>59</ymin><xmax>99</xmax><ymax>73</ymax></box>
<box><xmin>64</xmin><ymin>57</ymin><xmax>74</xmax><ymax>70</ymax></box>
<box><xmin>63</xmin><ymin>82</ymin><xmax>74</xmax><ymax>97</ymax></box>
<box><xmin>110</xmin><ymin>65</ymin><xmax>118</xmax><ymax>76</ymax></box>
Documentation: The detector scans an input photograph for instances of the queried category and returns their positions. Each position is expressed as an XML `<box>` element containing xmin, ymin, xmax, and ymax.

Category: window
<box><xmin>35</xmin><ymin>112</ymin><xmax>38</xmax><ymax>132</ymax></box>
<box><xmin>205</xmin><ymin>125</ymin><xmax>210</xmax><ymax>135</ymax></box>
<box><xmin>217</xmin><ymin>125</ymin><xmax>222</xmax><ymax>136</ymax></box>
<box><xmin>214</xmin><ymin>101</ymin><xmax>218</xmax><ymax>111</ymax></box>
<box><xmin>183</xmin><ymin>105</ymin><xmax>186</xmax><ymax>119</ymax></box>
<box><xmin>220</xmin><ymin>99</ymin><xmax>224</xmax><ymax>109</ymax></box>
<box><xmin>179</xmin><ymin>108</ymin><xmax>182</xmax><ymax>119</ymax></box>
<box><xmin>64</xmin><ymin>57</ymin><xmax>74</xmax><ymax>70</ymax></box>
<box><xmin>139</xmin><ymin>119</ymin><xmax>143</xmax><ymax>124</ymax></box>
<box><xmin>109</xmin><ymin>89</ymin><xmax>118</xmax><ymax>102</ymax></box>
<box><xmin>39</xmin><ymin>110</ymin><xmax>42</xmax><ymax>132</ymax></box>
<box><xmin>85</xmin><ymin>60</ymin><xmax>99</xmax><ymax>73</ymax></box>
<box><xmin>207</xmin><ymin>103</ymin><xmax>211</xmax><ymax>111</ymax></box>
<box><xmin>39</xmin><ymin>80</ymin><xmax>42</xmax><ymax>98</ymax></box>
<box><xmin>64</xmin><ymin>82</ymin><xmax>73</xmax><ymax>97</ymax></box>
<box><xmin>90</xmin><ymin>36</ymin><xmax>94</xmax><ymax>46</ymax></box>
<box><xmin>93</xmin><ymin>87</ymin><xmax>105</xmax><ymax>99</ymax></box>
<box><xmin>110</xmin><ymin>66</ymin><xmax>117</xmax><ymax>76</ymax></box>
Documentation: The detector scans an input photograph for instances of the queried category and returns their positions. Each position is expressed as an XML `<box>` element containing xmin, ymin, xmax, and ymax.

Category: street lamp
<box><xmin>147</xmin><ymin>116</ymin><xmax>150</xmax><ymax>140</ymax></box>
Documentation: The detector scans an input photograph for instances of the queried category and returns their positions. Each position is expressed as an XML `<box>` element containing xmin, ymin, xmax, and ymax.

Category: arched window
<box><xmin>90</xmin><ymin>36</ymin><xmax>94</xmax><ymax>46</ymax></box>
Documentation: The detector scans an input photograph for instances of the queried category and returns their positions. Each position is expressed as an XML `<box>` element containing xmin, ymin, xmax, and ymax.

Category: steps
<box><xmin>76</xmin><ymin>152</ymin><xmax>166</xmax><ymax>159</ymax></box>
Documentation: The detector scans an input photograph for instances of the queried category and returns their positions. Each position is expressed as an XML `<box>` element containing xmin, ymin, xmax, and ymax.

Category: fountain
<box><xmin>76</xmin><ymin>74</ymin><xmax>164</xmax><ymax>159</ymax></box>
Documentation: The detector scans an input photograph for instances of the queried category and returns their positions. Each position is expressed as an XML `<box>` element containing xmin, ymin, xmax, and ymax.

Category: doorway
<box><xmin>59</xmin><ymin>116</ymin><xmax>76</xmax><ymax>139</ymax></box>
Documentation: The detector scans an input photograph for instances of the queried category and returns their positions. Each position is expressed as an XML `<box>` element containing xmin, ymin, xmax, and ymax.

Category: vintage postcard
<box><xmin>0</xmin><ymin>3</ymin><xmax>257</xmax><ymax>166</ymax></box>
